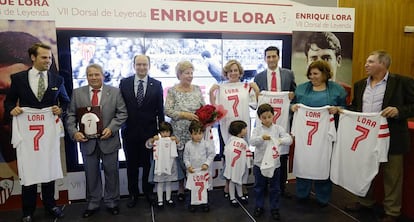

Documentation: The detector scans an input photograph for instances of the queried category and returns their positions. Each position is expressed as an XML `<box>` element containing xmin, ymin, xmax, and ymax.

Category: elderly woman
<box><xmin>209</xmin><ymin>59</ymin><xmax>260</xmax><ymax>198</ymax></box>
<box><xmin>291</xmin><ymin>60</ymin><xmax>346</xmax><ymax>207</ymax></box>
<box><xmin>164</xmin><ymin>60</ymin><xmax>205</xmax><ymax>201</ymax></box>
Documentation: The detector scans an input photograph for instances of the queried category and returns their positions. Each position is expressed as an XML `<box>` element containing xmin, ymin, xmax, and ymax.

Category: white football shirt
<box><xmin>330</xmin><ymin>110</ymin><xmax>390</xmax><ymax>196</ymax></box>
<box><xmin>291</xmin><ymin>104</ymin><xmax>335</xmax><ymax>180</ymax></box>
<box><xmin>12</xmin><ymin>107</ymin><xmax>64</xmax><ymax>186</ymax></box>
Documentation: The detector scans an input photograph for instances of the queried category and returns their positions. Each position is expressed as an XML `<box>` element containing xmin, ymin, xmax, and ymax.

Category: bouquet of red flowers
<box><xmin>195</xmin><ymin>104</ymin><xmax>227</xmax><ymax>127</ymax></box>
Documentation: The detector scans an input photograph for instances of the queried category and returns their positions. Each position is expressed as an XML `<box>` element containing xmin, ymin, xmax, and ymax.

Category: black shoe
<box><xmin>224</xmin><ymin>192</ymin><xmax>229</xmax><ymax>199</ymax></box>
<box><xmin>344</xmin><ymin>202</ymin><xmax>373</xmax><ymax>212</ymax></box>
<box><xmin>271</xmin><ymin>209</ymin><xmax>280</xmax><ymax>221</ymax></box>
<box><xmin>281</xmin><ymin>191</ymin><xmax>293</xmax><ymax>199</ymax></box>
<box><xmin>318</xmin><ymin>201</ymin><xmax>329</xmax><ymax>208</ymax></box>
<box><xmin>157</xmin><ymin>201</ymin><xmax>164</xmax><ymax>209</ymax></box>
<box><xmin>238</xmin><ymin>196</ymin><xmax>248</xmax><ymax>204</ymax></box>
<box><xmin>253</xmin><ymin>207</ymin><xmax>264</xmax><ymax>217</ymax></box>
<box><xmin>127</xmin><ymin>195</ymin><xmax>138</xmax><ymax>208</ymax></box>
<box><xmin>21</xmin><ymin>216</ymin><xmax>32</xmax><ymax>222</ymax></box>
<box><xmin>202</xmin><ymin>204</ymin><xmax>210</xmax><ymax>212</ymax></box>
<box><xmin>166</xmin><ymin>199</ymin><xmax>175</xmax><ymax>207</ymax></box>
<box><xmin>177</xmin><ymin>193</ymin><xmax>185</xmax><ymax>201</ymax></box>
<box><xmin>188</xmin><ymin>205</ymin><xmax>196</xmax><ymax>212</ymax></box>
<box><xmin>82</xmin><ymin>208</ymin><xmax>98</xmax><ymax>218</ymax></box>
<box><xmin>47</xmin><ymin>206</ymin><xmax>64</xmax><ymax>218</ymax></box>
<box><xmin>230</xmin><ymin>199</ymin><xmax>239</xmax><ymax>208</ymax></box>
<box><xmin>107</xmin><ymin>206</ymin><xmax>119</xmax><ymax>215</ymax></box>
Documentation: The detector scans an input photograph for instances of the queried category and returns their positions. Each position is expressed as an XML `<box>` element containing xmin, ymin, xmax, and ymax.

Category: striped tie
<box><xmin>136</xmin><ymin>80</ymin><xmax>144</xmax><ymax>106</ymax></box>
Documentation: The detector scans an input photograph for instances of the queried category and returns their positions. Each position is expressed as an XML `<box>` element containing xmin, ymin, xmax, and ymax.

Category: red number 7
<box><xmin>29</xmin><ymin>125</ymin><xmax>44</xmax><ymax>151</ymax></box>
<box><xmin>351</xmin><ymin>125</ymin><xmax>369</xmax><ymax>151</ymax></box>
<box><xmin>306</xmin><ymin>121</ymin><xmax>318</xmax><ymax>146</ymax></box>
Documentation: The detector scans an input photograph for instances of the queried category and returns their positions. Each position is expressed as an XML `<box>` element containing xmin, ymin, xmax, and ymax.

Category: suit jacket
<box><xmin>65</xmin><ymin>85</ymin><xmax>127</xmax><ymax>155</ymax></box>
<box><xmin>349</xmin><ymin>73</ymin><xmax>414</xmax><ymax>154</ymax></box>
<box><xmin>4</xmin><ymin>69</ymin><xmax>70</xmax><ymax>118</ymax></box>
<box><xmin>254</xmin><ymin>68</ymin><xmax>296</xmax><ymax>92</ymax></box>
<box><xmin>119</xmin><ymin>75</ymin><xmax>164</xmax><ymax>163</ymax></box>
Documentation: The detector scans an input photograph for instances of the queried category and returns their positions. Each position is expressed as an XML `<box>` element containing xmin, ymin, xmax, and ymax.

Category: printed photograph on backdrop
<box><xmin>291</xmin><ymin>31</ymin><xmax>353</xmax><ymax>88</ymax></box>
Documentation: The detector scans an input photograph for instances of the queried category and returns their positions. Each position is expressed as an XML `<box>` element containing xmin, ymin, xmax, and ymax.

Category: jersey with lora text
<box><xmin>217</xmin><ymin>82</ymin><xmax>252</xmax><ymax>143</ymax></box>
<box><xmin>12</xmin><ymin>107</ymin><xmax>64</xmax><ymax>186</ymax></box>
<box><xmin>186</xmin><ymin>170</ymin><xmax>210</xmax><ymax>205</ymax></box>
<box><xmin>258</xmin><ymin>91</ymin><xmax>291</xmax><ymax>154</ymax></box>
<box><xmin>223</xmin><ymin>136</ymin><xmax>253</xmax><ymax>185</ymax></box>
<box><xmin>291</xmin><ymin>104</ymin><xmax>335</xmax><ymax>180</ymax></box>
<box><xmin>330</xmin><ymin>110</ymin><xmax>390</xmax><ymax>196</ymax></box>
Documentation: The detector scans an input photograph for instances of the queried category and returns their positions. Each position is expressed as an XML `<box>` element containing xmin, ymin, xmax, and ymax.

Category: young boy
<box><xmin>183</xmin><ymin>120</ymin><xmax>216</xmax><ymax>212</ymax></box>
<box><xmin>250</xmin><ymin>103</ymin><xmax>293</xmax><ymax>220</ymax></box>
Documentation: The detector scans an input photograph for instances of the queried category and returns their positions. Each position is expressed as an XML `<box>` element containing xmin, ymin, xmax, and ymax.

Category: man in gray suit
<box><xmin>254</xmin><ymin>46</ymin><xmax>296</xmax><ymax>198</ymax></box>
<box><xmin>66</xmin><ymin>64</ymin><xmax>127</xmax><ymax>218</ymax></box>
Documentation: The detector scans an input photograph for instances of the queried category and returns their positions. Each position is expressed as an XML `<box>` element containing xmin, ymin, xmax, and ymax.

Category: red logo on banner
<box><xmin>81</xmin><ymin>43</ymin><xmax>96</xmax><ymax>63</ymax></box>
<box><xmin>0</xmin><ymin>177</ymin><xmax>13</xmax><ymax>205</ymax></box>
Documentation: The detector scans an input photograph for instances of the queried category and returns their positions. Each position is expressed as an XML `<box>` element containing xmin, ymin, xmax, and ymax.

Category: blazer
<box><xmin>4</xmin><ymin>69</ymin><xmax>70</xmax><ymax>119</ymax></box>
<box><xmin>65</xmin><ymin>85</ymin><xmax>128</xmax><ymax>155</ymax></box>
<box><xmin>254</xmin><ymin>68</ymin><xmax>296</xmax><ymax>92</ymax></box>
<box><xmin>349</xmin><ymin>73</ymin><xmax>414</xmax><ymax>154</ymax></box>
<box><xmin>119</xmin><ymin>75</ymin><xmax>164</xmax><ymax>145</ymax></box>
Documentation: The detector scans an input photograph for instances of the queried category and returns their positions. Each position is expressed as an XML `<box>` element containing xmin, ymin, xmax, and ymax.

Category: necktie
<box><xmin>271</xmin><ymin>71</ymin><xmax>277</xmax><ymax>92</ymax></box>
<box><xmin>91</xmin><ymin>89</ymin><xmax>100</xmax><ymax>106</ymax></box>
<box><xmin>136</xmin><ymin>80</ymin><xmax>144</xmax><ymax>106</ymax></box>
<box><xmin>37</xmin><ymin>72</ymin><xmax>46</xmax><ymax>101</ymax></box>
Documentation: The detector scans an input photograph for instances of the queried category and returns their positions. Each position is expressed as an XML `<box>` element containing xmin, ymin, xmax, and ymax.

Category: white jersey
<box><xmin>12</xmin><ymin>107</ymin><xmax>64</xmax><ymax>186</ymax></box>
<box><xmin>291</xmin><ymin>104</ymin><xmax>335</xmax><ymax>180</ymax></box>
<box><xmin>217</xmin><ymin>82</ymin><xmax>254</xmax><ymax>143</ymax></box>
<box><xmin>223</xmin><ymin>136</ymin><xmax>253</xmax><ymax>185</ymax></box>
<box><xmin>260</xmin><ymin>139</ymin><xmax>281</xmax><ymax>178</ymax></box>
<box><xmin>258</xmin><ymin>91</ymin><xmax>291</xmax><ymax>154</ymax></box>
<box><xmin>331</xmin><ymin>110</ymin><xmax>390</xmax><ymax>196</ymax></box>
<box><xmin>81</xmin><ymin>112</ymin><xmax>100</xmax><ymax>135</ymax></box>
<box><xmin>186</xmin><ymin>170</ymin><xmax>210</xmax><ymax>205</ymax></box>
<box><xmin>153</xmin><ymin>137</ymin><xmax>178</xmax><ymax>176</ymax></box>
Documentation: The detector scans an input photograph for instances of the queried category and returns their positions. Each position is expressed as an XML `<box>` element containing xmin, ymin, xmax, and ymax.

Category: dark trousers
<box><xmin>279</xmin><ymin>154</ymin><xmax>288</xmax><ymax>193</ymax></box>
<box><xmin>124</xmin><ymin>143</ymin><xmax>153</xmax><ymax>197</ymax></box>
<box><xmin>22</xmin><ymin>181</ymin><xmax>56</xmax><ymax>216</ymax></box>
<box><xmin>253</xmin><ymin>165</ymin><xmax>280</xmax><ymax>210</ymax></box>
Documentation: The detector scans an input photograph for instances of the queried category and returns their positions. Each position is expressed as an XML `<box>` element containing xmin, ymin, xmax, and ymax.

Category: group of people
<box><xmin>3</xmin><ymin>40</ymin><xmax>414</xmax><ymax>222</ymax></box>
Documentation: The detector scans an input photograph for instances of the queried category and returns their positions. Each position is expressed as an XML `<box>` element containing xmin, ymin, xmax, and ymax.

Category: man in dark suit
<box><xmin>65</xmin><ymin>64</ymin><xmax>127</xmax><ymax>218</ymax></box>
<box><xmin>254</xmin><ymin>46</ymin><xmax>296</xmax><ymax>198</ymax></box>
<box><xmin>4</xmin><ymin>43</ymin><xmax>70</xmax><ymax>222</ymax></box>
<box><xmin>119</xmin><ymin>55</ymin><xmax>164</xmax><ymax>208</ymax></box>
<box><xmin>345</xmin><ymin>50</ymin><xmax>414</xmax><ymax>222</ymax></box>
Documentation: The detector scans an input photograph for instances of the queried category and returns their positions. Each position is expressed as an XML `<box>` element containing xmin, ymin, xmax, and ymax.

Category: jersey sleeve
<box><xmin>378</xmin><ymin>117</ymin><xmax>390</xmax><ymax>162</ymax></box>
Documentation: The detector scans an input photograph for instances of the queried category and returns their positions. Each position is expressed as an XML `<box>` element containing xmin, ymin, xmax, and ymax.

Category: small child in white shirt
<box><xmin>223</xmin><ymin>120</ymin><xmax>253</xmax><ymax>207</ymax></box>
<box><xmin>183</xmin><ymin>120</ymin><xmax>216</xmax><ymax>212</ymax></box>
<box><xmin>250</xmin><ymin>103</ymin><xmax>292</xmax><ymax>220</ymax></box>
<box><xmin>146</xmin><ymin>122</ymin><xmax>179</xmax><ymax>208</ymax></box>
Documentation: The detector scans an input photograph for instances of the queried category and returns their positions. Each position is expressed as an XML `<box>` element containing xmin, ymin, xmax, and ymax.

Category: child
<box><xmin>250</xmin><ymin>103</ymin><xmax>293</xmax><ymax>220</ymax></box>
<box><xmin>146</xmin><ymin>122</ymin><xmax>180</xmax><ymax>208</ymax></box>
<box><xmin>223</xmin><ymin>120</ymin><xmax>253</xmax><ymax>207</ymax></box>
<box><xmin>183</xmin><ymin>120</ymin><xmax>216</xmax><ymax>212</ymax></box>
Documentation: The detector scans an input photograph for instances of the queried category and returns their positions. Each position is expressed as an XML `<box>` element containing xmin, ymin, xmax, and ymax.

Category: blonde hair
<box><xmin>175</xmin><ymin>61</ymin><xmax>194</xmax><ymax>79</ymax></box>
<box><xmin>223</xmin><ymin>60</ymin><xmax>244</xmax><ymax>80</ymax></box>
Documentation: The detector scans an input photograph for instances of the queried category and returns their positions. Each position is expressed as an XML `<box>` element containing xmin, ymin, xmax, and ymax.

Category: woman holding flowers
<box><xmin>165</xmin><ymin>60</ymin><xmax>205</xmax><ymax>201</ymax></box>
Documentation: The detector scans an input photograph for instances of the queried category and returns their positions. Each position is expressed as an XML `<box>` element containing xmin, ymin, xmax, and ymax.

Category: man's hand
<box><xmin>100</xmin><ymin>128</ymin><xmax>112</xmax><ymax>139</ymax></box>
<box><xmin>51</xmin><ymin>105</ymin><xmax>62</xmax><ymax>116</ymax></box>
<box><xmin>382</xmin><ymin>106</ymin><xmax>399</xmax><ymax>118</ymax></box>
<box><xmin>10</xmin><ymin>106</ymin><xmax>23</xmax><ymax>116</ymax></box>
<box><xmin>74</xmin><ymin>131</ymin><xmax>88</xmax><ymax>142</ymax></box>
